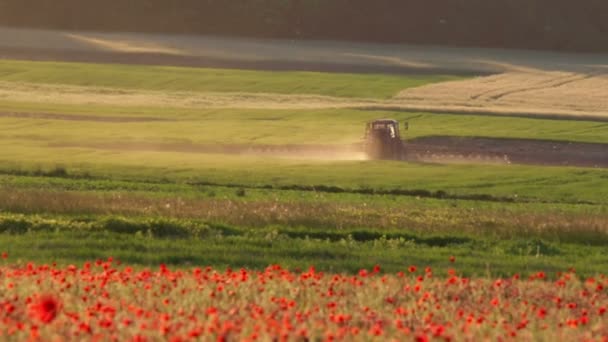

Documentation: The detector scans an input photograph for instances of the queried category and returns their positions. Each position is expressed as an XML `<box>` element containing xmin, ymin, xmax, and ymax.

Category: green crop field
<box><xmin>2</xmin><ymin>104</ymin><xmax>608</xmax><ymax>144</ymax></box>
<box><xmin>1</xmin><ymin>59</ymin><xmax>607</xmax><ymax>276</ymax></box>
<box><xmin>0</xmin><ymin>60</ymin><xmax>461</xmax><ymax>99</ymax></box>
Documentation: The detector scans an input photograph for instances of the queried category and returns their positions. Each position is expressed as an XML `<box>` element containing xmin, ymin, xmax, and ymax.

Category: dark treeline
<box><xmin>1</xmin><ymin>0</ymin><xmax>607</xmax><ymax>52</ymax></box>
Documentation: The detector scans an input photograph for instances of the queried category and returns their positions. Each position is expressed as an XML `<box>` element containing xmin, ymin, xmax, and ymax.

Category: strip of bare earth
<box><xmin>46</xmin><ymin>137</ymin><xmax>608</xmax><ymax>169</ymax></box>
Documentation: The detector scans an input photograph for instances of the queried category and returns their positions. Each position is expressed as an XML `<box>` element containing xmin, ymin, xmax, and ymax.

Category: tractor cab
<box><xmin>363</xmin><ymin>119</ymin><xmax>407</xmax><ymax>160</ymax></box>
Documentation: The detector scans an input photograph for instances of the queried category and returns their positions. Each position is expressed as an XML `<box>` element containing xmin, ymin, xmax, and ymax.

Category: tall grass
<box><xmin>2</xmin><ymin>188</ymin><xmax>607</xmax><ymax>244</ymax></box>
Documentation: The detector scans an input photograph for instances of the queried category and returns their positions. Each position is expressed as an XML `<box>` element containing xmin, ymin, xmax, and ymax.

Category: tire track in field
<box><xmin>488</xmin><ymin>73</ymin><xmax>594</xmax><ymax>101</ymax></box>
<box><xmin>394</xmin><ymin>70</ymin><xmax>608</xmax><ymax>119</ymax></box>
<box><xmin>468</xmin><ymin>73</ymin><xmax>582</xmax><ymax>102</ymax></box>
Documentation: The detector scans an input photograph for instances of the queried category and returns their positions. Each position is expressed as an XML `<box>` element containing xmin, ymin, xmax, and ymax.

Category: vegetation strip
<box><xmin>1</xmin><ymin>214</ymin><xmax>608</xmax><ymax>276</ymax></box>
<box><xmin>0</xmin><ymin>59</ymin><xmax>459</xmax><ymax>99</ymax></box>
<box><xmin>0</xmin><ymin>168</ymin><xmax>588</xmax><ymax>205</ymax></box>
<box><xmin>1</xmin><ymin>210</ymin><xmax>607</xmax><ymax>244</ymax></box>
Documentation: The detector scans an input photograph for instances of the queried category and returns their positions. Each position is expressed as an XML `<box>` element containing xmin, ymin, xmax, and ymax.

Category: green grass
<box><xmin>0</xmin><ymin>214</ymin><xmax>606</xmax><ymax>277</ymax></box>
<box><xmin>1</xmin><ymin>145</ymin><xmax>607</xmax><ymax>204</ymax></box>
<box><xmin>3</xmin><ymin>173</ymin><xmax>606</xmax><ymax>212</ymax></box>
<box><xmin>0</xmin><ymin>59</ymin><xmax>461</xmax><ymax>99</ymax></box>
<box><xmin>2</xmin><ymin>103</ymin><xmax>608</xmax><ymax>145</ymax></box>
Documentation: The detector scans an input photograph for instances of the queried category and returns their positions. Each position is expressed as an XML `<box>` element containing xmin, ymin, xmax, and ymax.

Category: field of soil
<box><xmin>407</xmin><ymin>137</ymin><xmax>608</xmax><ymax>168</ymax></box>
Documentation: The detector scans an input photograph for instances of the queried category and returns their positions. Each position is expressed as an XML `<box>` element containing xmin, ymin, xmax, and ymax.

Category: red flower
<box><xmin>415</xmin><ymin>333</ymin><xmax>429</xmax><ymax>342</ymax></box>
<box><xmin>79</xmin><ymin>322</ymin><xmax>92</xmax><ymax>334</ymax></box>
<box><xmin>29</xmin><ymin>295</ymin><xmax>61</xmax><ymax>323</ymax></box>
<box><xmin>517</xmin><ymin>319</ymin><xmax>529</xmax><ymax>330</ymax></box>
<box><xmin>537</xmin><ymin>308</ymin><xmax>547</xmax><ymax>319</ymax></box>
<box><xmin>1</xmin><ymin>252</ymin><xmax>7</xmax><ymax>259</ymax></box>
<box><xmin>369</xmin><ymin>323</ymin><xmax>383</xmax><ymax>336</ymax></box>
<box><xmin>432</xmin><ymin>325</ymin><xmax>446</xmax><ymax>337</ymax></box>
<box><xmin>408</xmin><ymin>266</ymin><xmax>417</xmax><ymax>273</ymax></box>
<box><xmin>449</xmin><ymin>256</ymin><xmax>455</xmax><ymax>263</ymax></box>
<box><xmin>132</xmin><ymin>335</ymin><xmax>148</xmax><ymax>342</ymax></box>
<box><xmin>188</xmin><ymin>328</ymin><xmax>202</xmax><ymax>338</ymax></box>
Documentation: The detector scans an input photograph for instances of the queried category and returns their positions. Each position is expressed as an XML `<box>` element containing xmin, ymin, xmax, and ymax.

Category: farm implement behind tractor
<box><xmin>361</xmin><ymin>119</ymin><xmax>511</xmax><ymax>163</ymax></box>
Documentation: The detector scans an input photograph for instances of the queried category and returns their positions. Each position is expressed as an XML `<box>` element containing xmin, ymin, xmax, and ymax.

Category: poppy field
<box><xmin>1</xmin><ymin>255</ymin><xmax>607</xmax><ymax>341</ymax></box>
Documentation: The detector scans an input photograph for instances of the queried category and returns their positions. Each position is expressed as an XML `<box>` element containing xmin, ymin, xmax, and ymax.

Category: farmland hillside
<box><xmin>0</xmin><ymin>0</ymin><xmax>607</xmax><ymax>52</ymax></box>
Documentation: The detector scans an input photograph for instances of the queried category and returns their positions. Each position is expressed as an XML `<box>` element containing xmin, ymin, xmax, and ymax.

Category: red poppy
<box><xmin>415</xmin><ymin>333</ymin><xmax>429</xmax><ymax>342</ymax></box>
<box><xmin>29</xmin><ymin>295</ymin><xmax>61</xmax><ymax>323</ymax></box>
<box><xmin>79</xmin><ymin>322</ymin><xmax>92</xmax><ymax>334</ymax></box>
<box><xmin>537</xmin><ymin>308</ymin><xmax>547</xmax><ymax>319</ymax></box>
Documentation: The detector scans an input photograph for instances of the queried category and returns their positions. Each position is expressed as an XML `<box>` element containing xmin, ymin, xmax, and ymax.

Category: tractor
<box><xmin>363</xmin><ymin>119</ymin><xmax>407</xmax><ymax>160</ymax></box>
